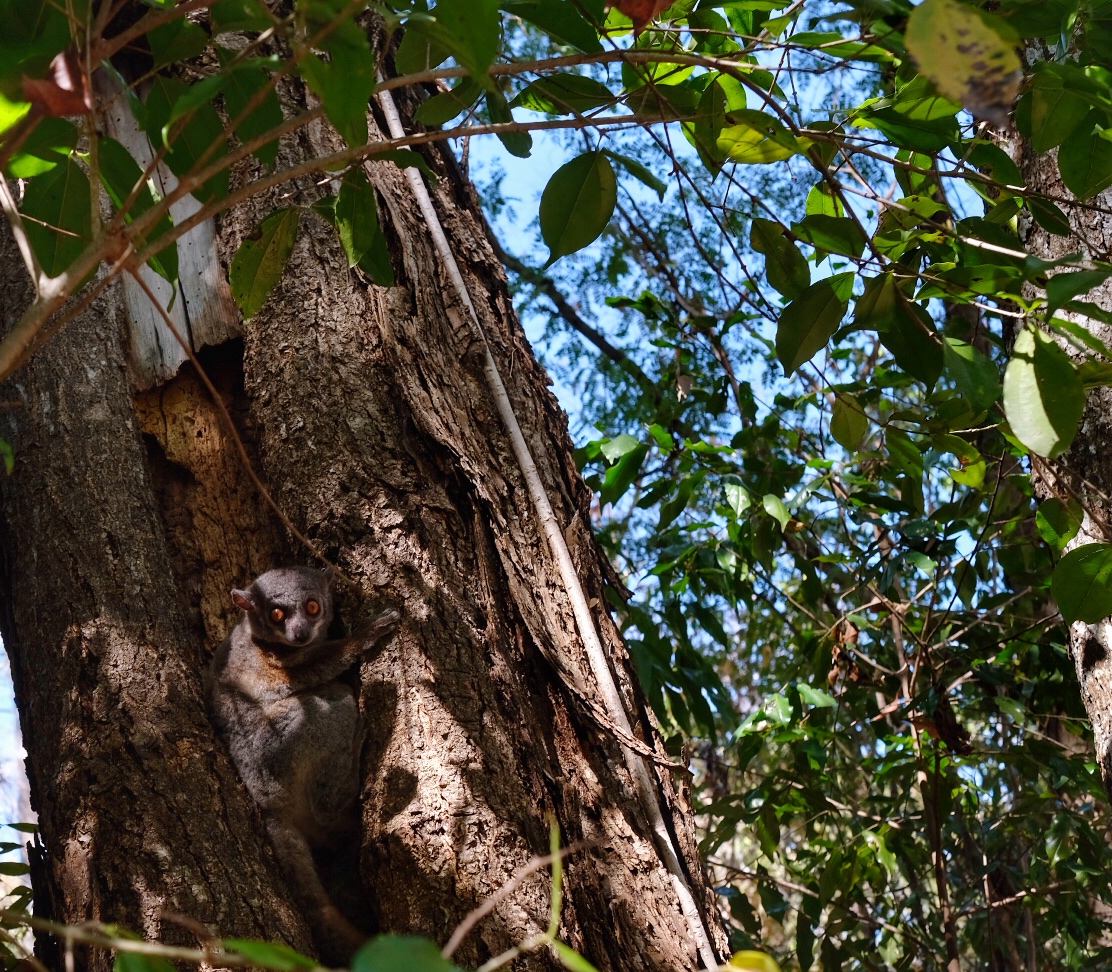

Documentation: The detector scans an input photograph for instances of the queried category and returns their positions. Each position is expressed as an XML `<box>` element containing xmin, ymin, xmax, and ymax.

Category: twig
<box><xmin>442</xmin><ymin>842</ymin><xmax>595</xmax><ymax>958</ymax></box>
<box><xmin>0</xmin><ymin>911</ymin><xmax>319</xmax><ymax>970</ymax></box>
<box><xmin>0</xmin><ymin>177</ymin><xmax>43</xmax><ymax>296</ymax></box>
<box><xmin>0</xmin><ymin>923</ymin><xmax>50</xmax><ymax>972</ymax></box>
<box><xmin>491</xmin><ymin>242</ymin><xmax>660</xmax><ymax>402</ymax></box>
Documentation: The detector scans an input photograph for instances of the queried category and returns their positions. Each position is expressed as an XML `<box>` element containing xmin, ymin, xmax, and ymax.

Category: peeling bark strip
<box><xmin>96</xmin><ymin>71</ymin><xmax>239</xmax><ymax>390</ymax></box>
<box><xmin>0</xmin><ymin>70</ymin><xmax>725</xmax><ymax>972</ymax></box>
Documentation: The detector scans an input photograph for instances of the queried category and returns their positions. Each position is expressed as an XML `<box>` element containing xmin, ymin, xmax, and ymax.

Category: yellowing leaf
<box><xmin>717</xmin><ymin>109</ymin><xmax>803</xmax><ymax>164</ymax></box>
<box><xmin>905</xmin><ymin>0</ymin><xmax>1020</xmax><ymax>123</ymax></box>
<box><xmin>1002</xmin><ymin>327</ymin><xmax>1084</xmax><ymax>458</ymax></box>
<box><xmin>730</xmin><ymin>951</ymin><xmax>783</xmax><ymax>972</ymax></box>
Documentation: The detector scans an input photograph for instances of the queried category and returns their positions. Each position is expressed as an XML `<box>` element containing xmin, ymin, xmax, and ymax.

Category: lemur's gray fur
<box><xmin>206</xmin><ymin>566</ymin><xmax>400</xmax><ymax>962</ymax></box>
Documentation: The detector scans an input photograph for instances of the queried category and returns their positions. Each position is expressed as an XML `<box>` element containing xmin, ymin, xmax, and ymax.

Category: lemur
<box><xmin>206</xmin><ymin>566</ymin><xmax>400</xmax><ymax>963</ymax></box>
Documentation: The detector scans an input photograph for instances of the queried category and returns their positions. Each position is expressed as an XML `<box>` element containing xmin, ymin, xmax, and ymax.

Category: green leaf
<box><xmin>394</xmin><ymin>27</ymin><xmax>450</xmax><ymax>74</ymax></box>
<box><xmin>648</xmin><ymin>423</ymin><xmax>673</xmax><ymax>452</ymax></box>
<box><xmin>1052</xmin><ymin>543</ymin><xmax>1112</xmax><ymax>624</ymax></box>
<box><xmin>20</xmin><ymin>157</ymin><xmax>92</xmax><ymax>279</ymax></box>
<box><xmin>1058</xmin><ymin>119</ymin><xmax>1112</xmax><ymax>201</ymax></box>
<box><xmin>791</xmin><ymin>214</ymin><xmax>867</xmax><ymax>259</ymax></box>
<box><xmin>163</xmin><ymin>74</ymin><xmax>228</xmax><ymax>132</ymax></box>
<box><xmin>0</xmin><ymin>862</ymin><xmax>28</xmax><ymax>875</ymax></box>
<box><xmin>357</xmin><ymin>223</ymin><xmax>395</xmax><ymax>286</ymax></box>
<box><xmin>499</xmin><ymin>0</ymin><xmax>602</xmax><ymax>53</ymax></box>
<box><xmin>299</xmin><ymin>42</ymin><xmax>375</xmax><ymax>149</ymax></box>
<box><xmin>6</xmin><ymin>116</ymin><xmax>75</xmax><ymax>177</ymax></box>
<box><xmin>223</xmin><ymin>941</ymin><xmax>317</xmax><ymax>971</ymax></box>
<box><xmin>424</xmin><ymin>0</ymin><xmax>501</xmax><ymax>78</ymax></box>
<box><xmin>717</xmin><ymin>109</ymin><xmax>801</xmax><ymax>164</ymax></box>
<box><xmin>797</xmin><ymin>683</ymin><xmax>836</xmax><ymax>709</ymax></box>
<box><xmin>487</xmin><ymin>86</ymin><xmax>532</xmax><ymax>158</ymax></box>
<box><xmin>762</xmin><ymin>494</ymin><xmax>790</xmax><ymax>531</ymax></box>
<box><xmin>658</xmin><ymin>475</ymin><xmax>695</xmax><ymax>531</ymax></box>
<box><xmin>539</xmin><ymin>151</ymin><xmax>616</xmax><ymax>264</ymax></box>
<box><xmin>881</xmin><ymin>304</ymin><xmax>943</xmax><ymax>388</ymax></box>
<box><xmin>942</xmin><ymin>338</ymin><xmax>1001</xmax><ymax>415</ymax></box>
<box><xmin>552</xmin><ymin>941</ymin><xmax>601</xmax><ymax>972</ymax></box>
<box><xmin>600</xmin><ymin>444</ymin><xmax>648</xmax><ymax>506</ymax></box>
<box><xmin>1027</xmin><ymin>195</ymin><xmax>1072</xmax><ymax>237</ymax></box>
<box><xmin>211</xmin><ymin>0</ymin><xmax>271</xmax><ymax>32</ymax></box>
<box><xmin>0</xmin><ymin>437</ymin><xmax>13</xmax><ymax>475</ymax></box>
<box><xmin>334</xmin><ymin>169</ymin><xmax>380</xmax><ymax>268</ymax></box>
<box><xmin>1037</xmin><ymin>497</ymin><xmax>1085</xmax><ymax>551</ymax></box>
<box><xmin>147</xmin><ymin>18</ymin><xmax>207</xmax><ymax>70</ymax></box>
<box><xmin>229</xmin><ymin>208</ymin><xmax>300</xmax><ymax>320</ymax></box>
<box><xmin>1002</xmin><ymin>327</ymin><xmax>1085</xmax><ymax>458</ymax></box>
<box><xmin>905</xmin><ymin>0</ymin><xmax>1020</xmax><ymax>118</ymax></box>
<box><xmin>97</xmin><ymin>136</ymin><xmax>178</xmax><ymax>284</ymax></box>
<box><xmin>0</xmin><ymin>92</ymin><xmax>31</xmax><ymax>144</ymax></box>
<box><xmin>934</xmin><ymin>434</ymin><xmax>986</xmax><ymax>489</ymax></box>
<box><xmin>875</xmin><ymin>76</ymin><xmax>961</xmax><ymax>133</ymax></box>
<box><xmin>600</xmin><ymin>433</ymin><xmax>640</xmax><ymax>462</ymax></box>
<box><xmin>511</xmin><ymin>74</ymin><xmax>614</xmax><ymax>114</ymax></box>
<box><xmin>830</xmin><ymin>394</ymin><xmax>869</xmax><ymax>452</ymax></box>
<box><xmin>775</xmin><ymin>273</ymin><xmax>853</xmax><ymax>375</ymax></box>
<box><xmin>414</xmin><ymin>76</ymin><xmax>483</xmax><ymax>126</ymax></box>
<box><xmin>353</xmin><ymin>936</ymin><xmax>460</xmax><ymax>972</ymax></box>
<box><xmin>0</xmin><ymin>0</ymin><xmax>69</xmax><ymax>91</ymax></box>
<box><xmin>115</xmin><ymin>954</ymin><xmax>175</xmax><ymax>972</ymax></box>
<box><xmin>854</xmin><ymin>275</ymin><xmax>943</xmax><ymax>387</ymax></box>
<box><xmin>1022</xmin><ymin>70</ymin><xmax>1092</xmax><ymax>153</ymax></box>
<box><xmin>375</xmin><ymin>149</ymin><xmax>437</xmax><ymax>181</ymax></box>
<box><xmin>866</xmin><ymin>107</ymin><xmax>960</xmax><ymax>153</ymax></box>
<box><xmin>962</xmin><ymin>140</ymin><xmax>1024</xmax><ymax>189</ymax></box>
<box><xmin>1046</xmin><ymin>269</ymin><xmax>1112</xmax><ymax>318</ymax></box>
<box><xmin>603</xmin><ymin>150</ymin><xmax>666</xmax><ymax>200</ymax></box>
<box><xmin>144</xmin><ymin>76</ymin><xmax>229</xmax><ymax>203</ymax></box>
<box><xmin>724</xmin><ymin>476</ymin><xmax>751</xmax><ymax>517</ymax></box>
<box><xmin>750</xmin><ymin>218</ymin><xmax>809</xmax><ymax>299</ymax></box>
<box><xmin>756</xmin><ymin>800</ymin><xmax>779</xmax><ymax>856</ymax></box>
<box><xmin>220</xmin><ymin>55</ymin><xmax>284</xmax><ymax>168</ymax></box>
<box><xmin>805</xmin><ymin>183</ymin><xmax>843</xmax><ymax>218</ymax></box>
<box><xmin>955</xmin><ymin>558</ymin><xmax>977</xmax><ymax>606</ymax></box>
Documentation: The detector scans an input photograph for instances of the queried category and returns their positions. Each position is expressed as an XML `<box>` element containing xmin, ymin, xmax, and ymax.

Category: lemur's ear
<box><xmin>232</xmin><ymin>588</ymin><xmax>257</xmax><ymax>613</ymax></box>
<box><xmin>319</xmin><ymin>566</ymin><xmax>336</xmax><ymax>582</ymax></box>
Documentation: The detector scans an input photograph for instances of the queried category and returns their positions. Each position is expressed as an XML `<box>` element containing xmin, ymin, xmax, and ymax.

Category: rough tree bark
<box><xmin>1018</xmin><ymin>144</ymin><xmax>1112</xmax><ymax>800</ymax></box>
<box><xmin>0</xmin><ymin>46</ymin><xmax>727</xmax><ymax>972</ymax></box>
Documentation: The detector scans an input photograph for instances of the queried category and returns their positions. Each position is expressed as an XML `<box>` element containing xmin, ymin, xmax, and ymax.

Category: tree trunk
<box><xmin>0</xmin><ymin>73</ymin><xmax>727</xmax><ymax>972</ymax></box>
<box><xmin>1017</xmin><ymin>147</ymin><xmax>1112</xmax><ymax>800</ymax></box>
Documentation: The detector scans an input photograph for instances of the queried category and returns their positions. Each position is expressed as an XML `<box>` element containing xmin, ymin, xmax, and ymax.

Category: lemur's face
<box><xmin>232</xmin><ymin>567</ymin><xmax>334</xmax><ymax>647</ymax></box>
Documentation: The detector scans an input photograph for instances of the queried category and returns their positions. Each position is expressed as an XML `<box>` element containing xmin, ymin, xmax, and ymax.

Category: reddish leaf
<box><xmin>22</xmin><ymin>47</ymin><xmax>92</xmax><ymax>117</ymax></box>
<box><xmin>611</xmin><ymin>0</ymin><xmax>673</xmax><ymax>31</ymax></box>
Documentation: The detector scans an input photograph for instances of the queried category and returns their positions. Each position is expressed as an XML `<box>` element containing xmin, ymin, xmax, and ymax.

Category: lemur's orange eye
<box><xmin>305</xmin><ymin>600</ymin><xmax>321</xmax><ymax>617</ymax></box>
<box><xmin>270</xmin><ymin>607</ymin><xmax>286</xmax><ymax>623</ymax></box>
